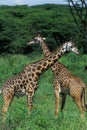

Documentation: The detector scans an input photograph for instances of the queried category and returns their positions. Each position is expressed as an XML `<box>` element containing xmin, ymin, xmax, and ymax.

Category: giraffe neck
<box><xmin>41</xmin><ymin>41</ymin><xmax>51</xmax><ymax>56</ymax></box>
<box><xmin>40</xmin><ymin>41</ymin><xmax>59</xmax><ymax>73</ymax></box>
<box><xmin>32</xmin><ymin>43</ymin><xmax>65</xmax><ymax>76</ymax></box>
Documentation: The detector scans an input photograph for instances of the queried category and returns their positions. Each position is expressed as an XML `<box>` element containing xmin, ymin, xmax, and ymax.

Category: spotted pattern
<box><xmin>1</xmin><ymin>39</ymin><xmax>77</xmax><ymax>118</ymax></box>
<box><xmin>53</xmin><ymin>62</ymin><xmax>86</xmax><ymax>117</ymax></box>
<box><xmin>29</xmin><ymin>33</ymin><xmax>86</xmax><ymax>117</ymax></box>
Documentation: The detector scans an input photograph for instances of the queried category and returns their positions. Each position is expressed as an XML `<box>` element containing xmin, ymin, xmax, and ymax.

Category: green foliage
<box><xmin>0</xmin><ymin>53</ymin><xmax>87</xmax><ymax>130</ymax></box>
<box><xmin>0</xmin><ymin>4</ymin><xmax>87</xmax><ymax>130</ymax></box>
<box><xmin>0</xmin><ymin>4</ymin><xmax>84</xmax><ymax>54</ymax></box>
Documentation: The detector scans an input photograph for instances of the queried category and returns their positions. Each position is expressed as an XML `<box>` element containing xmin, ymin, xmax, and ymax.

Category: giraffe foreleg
<box><xmin>27</xmin><ymin>90</ymin><xmax>34</xmax><ymax>114</ymax></box>
<box><xmin>54</xmin><ymin>79</ymin><xmax>61</xmax><ymax>116</ymax></box>
<box><xmin>61</xmin><ymin>94</ymin><xmax>66</xmax><ymax>111</ymax></box>
<box><xmin>54</xmin><ymin>89</ymin><xmax>60</xmax><ymax>116</ymax></box>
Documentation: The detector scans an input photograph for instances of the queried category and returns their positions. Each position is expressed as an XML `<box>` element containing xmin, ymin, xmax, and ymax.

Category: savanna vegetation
<box><xmin>0</xmin><ymin>4</ymin><xmax>87</xmax><ymax>130</ymax></box>
<box><xmin>0</xmin><ymin>4</ymin><xmax>86</xmax><ymax>54</ymax></box>
<box><xmin>0</xmin><ymin>53</ymin><xmax>87</xmax><ymax>130</ymax></box>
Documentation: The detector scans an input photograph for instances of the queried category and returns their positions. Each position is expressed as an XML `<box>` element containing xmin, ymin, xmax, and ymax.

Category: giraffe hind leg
<box><xmin>81</xmin><ymin>87</ymin><xmax>87</xmax><ymax>111</ymax></box>
<box><xmin>2</xmin><ymin>92</ymin><xmax>13</xmax><ymax>121</ymax></box>
<box><xmin>74</xmin><ymin>97</ymin><xmax>84</xmax><ymax>118</ymax></box>
<box><xmin>84</xmin><ymin>104</ymin><xmax>87</xmax><ymax>110</ymax></box>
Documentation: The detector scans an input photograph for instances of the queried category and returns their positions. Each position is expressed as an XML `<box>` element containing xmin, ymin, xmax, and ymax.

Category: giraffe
<box><xmin>27</xmin><ymin>33</ymin><xmax>87</xmax><ymax>117</ymax></box>
<box><xmin>1</xmin><ymin>36</ymin><xmax>79</xmax><ymax>120</ymax></box>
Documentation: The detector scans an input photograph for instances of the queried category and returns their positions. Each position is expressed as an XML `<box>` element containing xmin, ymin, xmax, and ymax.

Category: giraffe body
<box><xmin>53</xmin><ymin>62</ymin><xmax>86</xmax><ymax>117</ymax></box>
<box><xmin>28</xmin><ymin>33</ymin><xmax>87</xmax><ymax>117</ymax></box>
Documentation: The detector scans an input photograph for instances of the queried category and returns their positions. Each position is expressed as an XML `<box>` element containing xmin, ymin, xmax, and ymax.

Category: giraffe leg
<box><xmin>61</xmin><ymin>94</ymin><xmax>66</xmax><ymax>112</ymax></box>
<box><xmin>74</xmin><ymin>97</ymin><xmax>84</xmax><ymax>118</ymax></box>
<box><xmin>54</xmin><ymin>89</ymin><xmax>60</xmax><ymax>116</ymax></box>
<box><xmin>27</xmin><ymin>90</ymin><xmax>34</xmax><ymax>114</ymax></box>
<box><xmin>2</xmin><ymin>93</ymin><xmax>13</xmax><ymax>121</ymax></box>
<box><xmin>81</xmin><ymin>88</ymin><xmax>86</xmax><ymax>111</ymax></box>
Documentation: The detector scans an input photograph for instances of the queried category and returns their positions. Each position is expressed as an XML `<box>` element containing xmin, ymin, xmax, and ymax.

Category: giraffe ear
<box><xmin>36</xmin><ymin>31</ymin><xmax>41</xmax><ymax>36</ymax></box>
<box><xmin>43</xmin><ymin>37</ymin><xmax>46</xmax><ymax>40</ymax></box>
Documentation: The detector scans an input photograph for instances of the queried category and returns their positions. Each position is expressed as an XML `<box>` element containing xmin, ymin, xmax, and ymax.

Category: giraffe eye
<box><xmin>33</xmin><ymin>39</ymin><xmax>38</xmax><ymax>43</ymax></box>
<box><xmin>34</xmin><ymin>39</ymin><xmax>37</xmax><ymax>42</ymax></box>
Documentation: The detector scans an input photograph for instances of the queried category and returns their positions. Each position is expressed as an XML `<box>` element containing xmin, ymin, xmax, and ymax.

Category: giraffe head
<box><xmin>27</xmin><ymin>33</ymin><xmax>79</xmax><ymax>55</ymax></box>
<box><xmin>61</xmin><ymin>41</ymin><xmax>79</xmax><ymax>54</ymax></box>
<box><xmin>27</xmin><ymin>33</ymin><xmax>46</xmax><ymax>46</ymax></box>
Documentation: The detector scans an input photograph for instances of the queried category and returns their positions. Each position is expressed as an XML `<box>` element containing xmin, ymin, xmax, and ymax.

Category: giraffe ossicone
<box><xmin>27</xmin><ymin>33</ymin><xmax>79</xmax><ymax>55</ymax></box>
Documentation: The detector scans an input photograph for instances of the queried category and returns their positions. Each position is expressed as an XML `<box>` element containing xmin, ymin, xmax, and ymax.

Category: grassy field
<box><xmin>0</xmin><ymin>52</ymin><xmax>87</xmax><ymax>130</ymax></box>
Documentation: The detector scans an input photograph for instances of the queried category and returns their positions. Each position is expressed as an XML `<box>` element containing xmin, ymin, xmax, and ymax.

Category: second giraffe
<box><xmin>27</xmin><ymin>33</ymin><xmax>87</xmax><ymax>118</ymax></box>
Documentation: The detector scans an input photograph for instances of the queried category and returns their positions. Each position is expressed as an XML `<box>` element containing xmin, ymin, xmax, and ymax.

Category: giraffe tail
<box><xmin>81</xmin><ymin>87</ymin><xmax>87</xmax><ymax>111</ymax></box>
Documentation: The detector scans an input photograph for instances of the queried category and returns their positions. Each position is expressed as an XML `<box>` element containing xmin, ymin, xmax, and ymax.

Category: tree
<box><xmin>67</xmin><ymin>0</ymin><xmax>87</xmax><ymax>53</ymax></box>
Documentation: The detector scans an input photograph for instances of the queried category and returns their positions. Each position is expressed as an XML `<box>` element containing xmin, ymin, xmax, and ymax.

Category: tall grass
<box><xmin>0</xmin><ymin>53</ymin><xmax>87</xmax><ymax>130</ymax></box>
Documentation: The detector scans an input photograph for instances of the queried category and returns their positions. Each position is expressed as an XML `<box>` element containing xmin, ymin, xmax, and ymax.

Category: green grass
<box><xmin>0</xmin><ymin>52</ymin><xmax>87</xmax><ymax>130</ymax></box>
